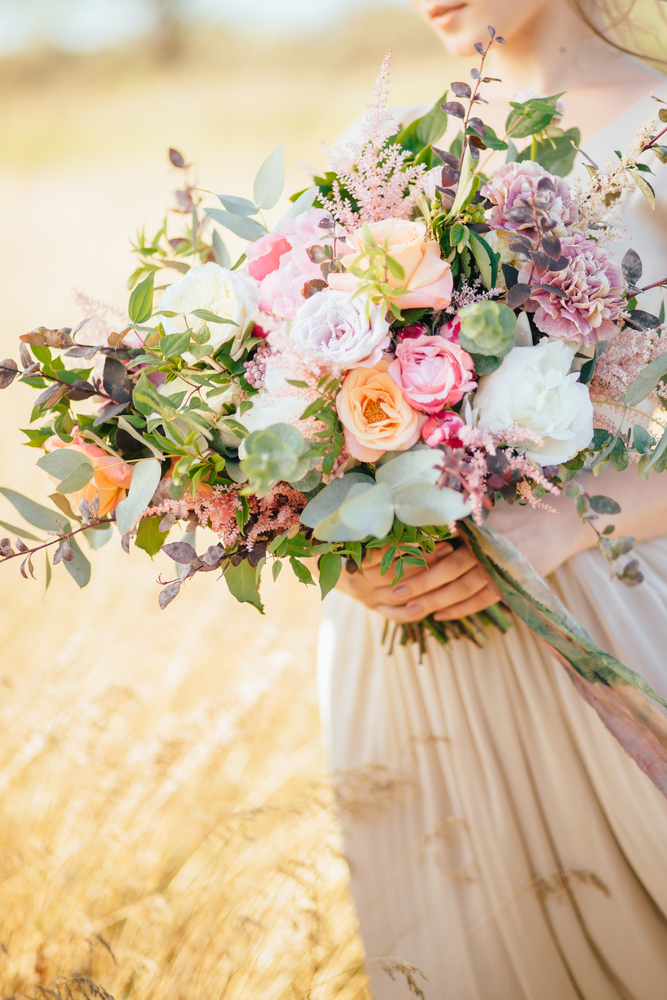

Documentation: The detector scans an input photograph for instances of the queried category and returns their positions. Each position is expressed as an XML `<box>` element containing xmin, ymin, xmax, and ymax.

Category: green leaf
<box><xmin>206</xmin><ymin>208</ymin><xmax>268</xmax><ymax>243</ymax></box>
<box><xmin>128</xmin><ymin>271</ymin><xmax>155</xmax><ymax>325</ymax></box>
<box><xmin>515</xmin><ymin>127</ymin><xmax>580</xmax><ymax>177</ymax></box>
<box><xmin>190</xmin><ymin>309</ymin><xmax>237</xmax><ymax>325</ymax></box>
<box><xmin>278</xmin><ymin>186</ymin><xmax>317</xmax><ymax>225</ymax></box>
<box><xmin>630</xmin><ymin>170</ymin><xmax>656</xmax><ymax>209</ymax></box>
<box><xmin>376</xmin><ymin>449</ymin><xmax>441</xmax><ymax>489</ymax></box>
<box><xmin>44</xmin><ymin>549</ymin><xmax>52</xmax><ymax>592</ymax></box>
<box><xmin>0</xmin><ymin>519</ymin><xmax>41</xmax><ymax>541</ymax></box>
<box><xmin>64</xmin><ymin>535</ymin><xmax>91</xmax><ymax>588</ymax></box>
<box><xmin>135</xmin><ymin>515</ymin><xmax>170</xmax><ymax>557</ymax></box>
<box><xmin>318</xmin><ymin>551</ymin><xmax>342</xmax><ymax>599</ymax></box>
<box><xmin>253</xmin><ymin>144</ymin><xmax>285</xmax><ymax>210</ymax></box>
<box><xmin>215</xmin><ymin>194</ymin><xmax>258</xmax><ymax>216</ymax></box>
<box><xmin>36</xmin><ymin>449</ymin><xmax>92</xmax><ymax>484</ymax></box>
<box><xmin>339</xmin><ymin>482</ymin><xmax>394</xmax><ymax>539</ymax></box>
<box><xmin>623</xmin><ymin>351</ymin><xmax>667</xmax><ymax>407</ymax></box>
<box><xmin>272</xmin><ymin>559</ymin><xmax>282</xmax><ymax>582</ymax></box>
<box><xmin>468</xmin><ymin>230</ymin><xmax>499</xmax><ymax>290</ymax></box>
<box><xmin>160</xmin><ymin>331</ymin><xmax>192</xmax><ymax>358</ymax></box>
<box><xmin>471</xmin><ymin>353</ymin><xmax>503</xmax><ymax>375</ymax></box>
<box><xmin>393</xmin><ymin>483</ymin><xmax>472</xmax><ymax>526</ymax></box>
<box><xmin>290</xmin><ymin>555</ymin><xmax>315</xmax><ymax>586</ymax></box>
<box><xmin>645</xmin><ymin>424</ymin><xmax>667</xmax><ymax>473</ymax></box>
<box><xmin>505</xmin><ymin>94</ymin><xmax>564</xmax><ymax>139</ymax></box>
<box><xmin>447</xmin><ymin>145</ymin><xmax>474</xmax><ymax>220</ymax></box>
<box><xmin>416</xmin><ymin>89</ymin><xmax>449</xmax><ymax>146</ymax></box>
<box><xmin>115</xmin><ymin>459</ymin><xmax>161</xmax><ymax>535</ymax></box>
<box><xmin>224</xmin><ymin>559</ymin><xmax>264</xmax><ymax>612</ymax></box>
<box><xmin>0</xmin><ymin>488</ymin><xmax>67</xmax><ymax>532</ymax></box>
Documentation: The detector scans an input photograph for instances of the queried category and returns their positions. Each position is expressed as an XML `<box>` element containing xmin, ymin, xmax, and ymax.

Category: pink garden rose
<box><xmin>387</xmin><ymin>334</ymin><xmax>476</xmax><ymax>414</ymax></box>
<box><xmin>520</xmin><ymin>234</ymin><xmax>625</xmax><ymax>346</ymax></box>
<box><xmin>329</xmin><ymin>219</ymin><xmax>453</xmax><ymax>310</ymax></box>
<box><xmin>481</xmin><ymin>161</ymin><xmax>578</xmax><ymax>241</ymax></box>
<box><xmin>422</xmin><ymin>411</ymin><xmax>465</xmax><ymax>449</ymax></box>
<box><xmin>246</xmin><ymin>209</ymin><xmax>333</xmax><ymax>320</ymax></box>
<box><xmin>438</xmin><ymin>315</ymin><xmax>461</xmax><ymax>343</ymax></box>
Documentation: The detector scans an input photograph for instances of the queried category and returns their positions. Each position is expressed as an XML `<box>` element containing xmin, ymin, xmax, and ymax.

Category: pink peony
<box><xmin>481</xmin><ymin>161</ymin><xmax>578</xmax><ymax>240</ymax></box>
<box><xmin>387</xmin><ymin>334</ymin><xmax>476</xmax><ymax>414</ymax></box>
<box><xmin>396</xmin><ymin>322</ymin><xmax>428</xmax><ymax>340</ymax></box>
<box><xmin>246</xmin><ymin>208</ymin><xmax>333</xmax><ymax>321</ymax></box>
<box><xmin>520</xmin><ymin>234</ymin><xmax>625</xmax><ymax>346</ymax></box>
<box><xmin>422</xmin><ymin>411</ymin><xmax>465</xmax><ymax>448</ymax></box>
<box><xmin>438</xmin><ymin>315</ymin><xmax>461</xmax><ymax>343</ymax></box>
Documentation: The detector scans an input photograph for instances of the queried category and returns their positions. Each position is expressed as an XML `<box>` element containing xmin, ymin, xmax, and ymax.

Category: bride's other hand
<box><xmin>335</xmin><ymin>540</ymin><xmax>498</xmax><ymax>624</ymax></box>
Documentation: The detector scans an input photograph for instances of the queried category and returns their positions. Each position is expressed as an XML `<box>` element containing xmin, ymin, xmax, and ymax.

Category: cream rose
<box><xmin>328</xmin><ymin>219</ymin><xmax>453</xmax><ymax>310</ymax></box>
<box><xmin>473</xmin><ymin>340</ymin><xmax>594</xmax><ymax>466</ymax></box>
<box><xmin>160</xmin><ymin>262</ymin><xmax>260</xmax><ymax>360</ymax></box>
<box><xmin>336</xmin><ymin>359</ymin><xmax>425</xmax><ymax>463</ymax></box>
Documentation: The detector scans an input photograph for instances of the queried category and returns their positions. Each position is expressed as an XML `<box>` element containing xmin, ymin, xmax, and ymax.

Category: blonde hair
<box><xmin>570</xmin><ymin>0</ymin><xmax>667</xmax><ymax>62</ymax></box>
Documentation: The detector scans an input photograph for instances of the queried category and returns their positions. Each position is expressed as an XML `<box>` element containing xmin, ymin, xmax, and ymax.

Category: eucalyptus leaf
<box><xmin>278</xmin><ymin>187</ymin><xmax>318</xmax><ymax>228</ymax></box>
<box><xmin>115</xmin><ymin>459</ymin><xmax>161</xmax><ymax>536</ymax></box>
<box><xmin>83</xmin><ymin>523</ymin><xmax>113</xmax><ymax>550</ymax></box>
<box><xmin>57</xmin><ymin>462</ymin><xmax>96</xmax><ymax>495</ymax></box>
<box><xmin>339</xmin><ymin>482</ymin><xmax>394</xmax><ymax>538</ymax></box>
<box><xmin>288</xmin><ymin>468</ymin><xmax>321</xmax><ymax>491</ymax></box>
<box><xmin>300</xmin><ymin>472</ymin><xmax>375</xmax><ymax>528</ymax></box>
<box><xmin>645</xmin><ymin>424</ymin><xmax>667</xmax><ymax>473</ymax></box>
<box><xmin>37</xmin><ymin>449</ymin><xmax>94</xmax><ymax>489</ymax></box>
<box><xmin>206</xmin><ymin>208</ymin><xmax>268</xmax><ymax>242</ymax></box>
<box><xmin>253</xmin><ymin>144</ymin><xmax>285</xmax><ymax>210</ymax></box>
<box><xmin>623</xmin><ymin>352</ymin><xmax>667</xmax><ymax>407</ymax></box>
<box><xmin>376</xmin><ymin>448</ymin><xmax>441</xmax><ymax>490</ymax></box>
<box><xmin>211</xmin><ymin>229</ymin><xmax>231</xmax><ymax>269</ymax></box>
<box><xmin>0</xmin><ymin>519</ymin><xmax>41</xmax><ymax>541</ymax></box>
<box><xmin>64</xmin><ymin>535</ymin><xmax>91</xmax><ymax>588</ymax></box>
<box><xmin>393</xmin><ymin>483</ymin><xmax>472</xmax><ymax>526</ymax></box>
<box><xmin>0</xmin><ymin>487</ymin><xmax>68</xmax><ymax>532</ymax></box>
<box><xmin>215</xmin><ymin>194</ymin><xmax>258</xmax><ymax>216</ymax></box>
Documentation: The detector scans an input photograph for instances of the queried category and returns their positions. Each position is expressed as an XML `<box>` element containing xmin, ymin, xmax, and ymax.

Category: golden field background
<box><xmin>0</xmin><ymin>9</ymin><xmax>464</xmax><ymax>998</ymax></box>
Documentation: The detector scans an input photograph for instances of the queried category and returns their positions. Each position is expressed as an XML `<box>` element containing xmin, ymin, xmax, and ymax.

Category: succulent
<box><xmin>458</xmin><ymin>301</ymin><xmax>516</xmax><ymax>357</ymax></box>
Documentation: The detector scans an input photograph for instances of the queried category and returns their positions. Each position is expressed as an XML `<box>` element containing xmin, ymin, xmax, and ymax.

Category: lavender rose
<box><xmin>481</xmin><ymin>161</ymin><xmax>578</xmax><ymax>240</ymax></box>
<box><xmin>387</xmin><ymin>334</ymin><xmax>476</xmax><ymax>414</ymax></box>
<box><xmin>291</xmin><ymin>289</ymin><xmax>390</xmax><ymax>370</ymax></box>
<box><xmin>520</xmin><ymin>234</ymin><xmax>625</xmax><ymax>346</ymax></box>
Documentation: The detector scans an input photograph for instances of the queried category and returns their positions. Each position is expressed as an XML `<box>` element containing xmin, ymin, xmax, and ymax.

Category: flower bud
<box><xmin>458</xmin><ymin>301</ymin><xmax>516</xmax><ymax>356</ymax></box>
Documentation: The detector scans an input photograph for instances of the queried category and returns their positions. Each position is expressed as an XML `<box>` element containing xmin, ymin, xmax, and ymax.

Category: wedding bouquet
<box><xmin>3</xmin><ymin>29</ymin><xmax>667</xmax><ymax>790</ymax></box>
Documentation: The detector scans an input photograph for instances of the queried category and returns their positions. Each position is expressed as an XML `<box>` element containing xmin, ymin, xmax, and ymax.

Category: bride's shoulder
<box><xmin>333</xmin><ymin>101</ymin><xmax>431</xmax><ymax>148</ymax></box>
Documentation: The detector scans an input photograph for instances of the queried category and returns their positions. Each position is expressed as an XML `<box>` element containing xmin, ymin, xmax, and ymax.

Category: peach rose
<box><xmin>45</xmin><ymin>433</ymin><xmax>133</xmax><ymax>516</ymax></box>
<box><xmin>329</xmin><ymin>219</ymin><xmax>453</xmax><ymax>310</ymax></box>
<box><xmin>336</xmin><ymin>359</ymin><xmax>425</xmax><ymax>463</ymax></box>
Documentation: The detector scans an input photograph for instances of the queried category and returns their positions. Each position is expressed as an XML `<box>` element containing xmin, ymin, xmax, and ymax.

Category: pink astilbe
<box><xmin>447</xmin><ymin>276</ymin><xmax>503</xmax><ymax>312</ymax></box>
<box><xmin>150</xmin><ymin>482</ymin><xmax>306</xmax><ymax>550</ymax></box>
<box><xmin>516</xmin><ymin>479</ymin><xmax>558</xmax><ymax>512</ymax></box>
<box><xmin>590</xmin><ymin>325</ymin><xmax>664</xmax><ymax>419</ymax></box>
<box><xmin>322</xmin><ymin>52</ymin><xmax>426</xmax><ymax>228</ymax></box>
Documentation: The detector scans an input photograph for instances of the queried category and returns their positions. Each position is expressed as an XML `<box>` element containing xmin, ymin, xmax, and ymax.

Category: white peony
<box><xmin>473</xmin><ymin>339</ymin><xmax>593</xmax><ymax>466</ymax></box>
<box><xmin>291</xmin><ymin>289</ymin><xmax>390</xmax><ymax>370</ymax></box>
<box><xmin>159</xmin><ymin>262</ymin><xmax>260</xmax><ymax>359</ymax></box>
<box><xmin>238</xmin><ymin>366</ymin><xmax>309</xmax><ymax>435</ymax></box>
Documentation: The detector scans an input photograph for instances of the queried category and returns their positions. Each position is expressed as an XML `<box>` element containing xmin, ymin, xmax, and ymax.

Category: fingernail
<box><xmin>393</xmin><ymin>586</ymin><xmax>409</xmax><ymax>596</ymax></box>
<box><xmin>405</xmin><ymin>603</ymin><xmax>422</xmax><ymax>615</ymax></box>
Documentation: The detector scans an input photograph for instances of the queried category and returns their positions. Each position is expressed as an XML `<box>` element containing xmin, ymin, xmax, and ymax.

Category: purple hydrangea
<box><xmin>520</xmin><ymin>234</ymin><xmax>625</xmax><ymax>346</ymax></box>
<box><xmin>481</xmin><ymin>161</ymin><xmax>578</xmax><ymax>240</ymax></box>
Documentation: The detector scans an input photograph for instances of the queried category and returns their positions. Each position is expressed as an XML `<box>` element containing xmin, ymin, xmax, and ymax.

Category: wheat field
<box><xmin>0</xmin><ymin>11</ymin><xmax>463</xmax><ymax>998</ymax></box>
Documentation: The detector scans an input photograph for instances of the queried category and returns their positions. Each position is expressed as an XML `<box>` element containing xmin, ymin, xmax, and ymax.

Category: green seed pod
<box><xmin>458</xmin><ymin>301</ymin><xmax>516</xmax><ymax>357</ymax></box>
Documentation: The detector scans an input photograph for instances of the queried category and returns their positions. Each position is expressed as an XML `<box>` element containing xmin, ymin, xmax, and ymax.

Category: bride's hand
<box><xmin>335</xmin><ymin>540</ymin><xmax>498</xmax><ymax>624</ymax></box>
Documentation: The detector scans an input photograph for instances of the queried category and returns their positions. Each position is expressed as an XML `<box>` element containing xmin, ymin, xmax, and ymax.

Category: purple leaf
<box><xmin>159</xmin><ymin>581</ymin><xmax>181</xmax><ymax>609</ymax></box>
<box><xmin>0</xmin><ymin>538</ymin><xmax>12</xmax><ymax>558</ymax></box>
<box><xmin>470</xmin><ymin>68</ymin><xmax>480</xmax><ymax>80</ymax></box>
<box><xmin>468</xmin><ymin>117</ymin><xmax>486</xmax><ymax>136</ymax></box>
<box><xmin>441</xmin><ymin>101</ymin><xmax>466</xmax><ymax>119</ymax></box>
<box><xmin>541</xmin><ymin>234</ymin><xmax>562</xmax><ymax>259</ymax></box>
<box><xmin>506</xmin><ymin>283</ymin><xmax>533</xmax><ymax>309</ymax></box>
<box><xmin>0</xmin><ymin>359</ymin><xmax>18</xmax><ymax>390</ymax></box>
<box><xmin>19</xmin><ymin>342</ymin><xmax>33</xmax><ymax>369</ymax></box>
<box><xmin>451</xmin><ymin>81</ymin><xmax>472</xmax><ymax>99</ymax></box>
<box><xmin>162</xmin><ymin>541</ymin><xmax>198</xmax><ymax>564</ymax></box>
<box><xmin>169</xmin><ymin>148</ymin><xmax>187</xmax><ymax>169</ymax></box>
<box><xmin>474</xmin><ymin>41</ymin><xmax>484</xmax><ymax>53</ymax></box>
<box><xmin>533</xmin><ymin>283</ymin><xmax>569</xmax><ymax>298</ymax></box>
<box><xmin>159</xmin><ymin>513</ymin><xmax>176</xmax><ymax>532</ymax></box>
<box><xmin>488</xmin><ymin>24</ymin><xmax>495</xmax><ymax>36</ymax></box>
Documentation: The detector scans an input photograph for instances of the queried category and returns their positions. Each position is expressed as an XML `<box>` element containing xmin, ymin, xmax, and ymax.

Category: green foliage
<box><xmin>135</xmin><ymin>516</ymin><xmax>170</xmax><ymax>557</ymax></box>
<box><xmin>318</xmin><ymin>551</ymin><xmax>342</xmax><ymax>599</ymax></box>
<box><xmin>36</xmin><ymin>449</ymin><xmax>94</xmax><ymax>494</ymax></box>
<box><xmin>128</xmin><ymin>271</ymin><xmax>155</xmax><ymax>325</ymax></box>
<box><xmin>0</xmin><ymin>487</ymin><xmax>67</xmax><ymax>533</ymax></box>
<box><xmin>505</xmin><ymin>93</ymin><xmax>564</xmax><ymax>140</ymax></box>
<box><xmin>64</xmin><ymin>536</ymin><xmax>92</xmax><ymax>588</ymax></box>
<box><xmin>224</xmin><ymin>560</ymin><xmax>264</xmax><ymax>612</ymax></box>
<box><xmin>241</xmin><ymin>423</ymin><xmax>318</xmax><ymax>496</ymax></box>
<box><xmin>253</xmin><ymin>144</ymin><xmax>285</xmax><ymax>210</ymax></box>
<box><xmin>516</xmin><ymin>127</ymin><xmax>581</xmax><ymax>177</ymax></box>
<box><xmin>116</xmin><ymin>460</ymin><xmax>162</xmax><ymax>536</ymax></box>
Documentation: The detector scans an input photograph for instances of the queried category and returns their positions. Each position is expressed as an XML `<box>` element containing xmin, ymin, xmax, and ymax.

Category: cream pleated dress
<box><xmin>318</xmin><ymin>83</ymin><xmax>667</xmax><ymax>999</ymax></box>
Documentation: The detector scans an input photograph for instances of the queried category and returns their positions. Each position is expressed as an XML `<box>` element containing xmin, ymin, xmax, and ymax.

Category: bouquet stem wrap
<box><xmin>460</xmin><ymin>521</ymin><xmax>667</xmax><ymax>797</ymax></box>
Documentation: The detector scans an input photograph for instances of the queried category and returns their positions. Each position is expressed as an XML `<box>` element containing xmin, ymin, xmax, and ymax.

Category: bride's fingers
<box><xmin>371</xmin><ymin>545</ymin><xmax>477</xmax><ymax>606</ymax></box>
<box><xmin>375</xmin><ymin>565</ymin><xmax>489</xmax><ymax>622</ymax></box>
<box><xmin>433</xmin><ymin>585</ymin><xmax>499</xmax><ymax>621</ymax></box>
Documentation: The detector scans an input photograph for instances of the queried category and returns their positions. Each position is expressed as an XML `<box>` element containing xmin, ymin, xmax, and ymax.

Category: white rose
<box><xmin>291</xmin><ymin>290</ymin><xmax>390</xmax><ymax>370</ymax></box>
<box><xmin>473</xmin><ymin>339</ymin><xmax>593</xmax><ymax>465</ymax></box>
<box><xmin>159</xmin><ymin>262</ymin><xmax>260</xmax><ymax>360</ymax></box>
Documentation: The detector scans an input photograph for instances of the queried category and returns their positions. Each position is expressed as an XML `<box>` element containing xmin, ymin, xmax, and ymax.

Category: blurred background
<box><xmin>0</xmin><ymin>2</ymin><xmax>464</xmax><ymax>997</ymax></box>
